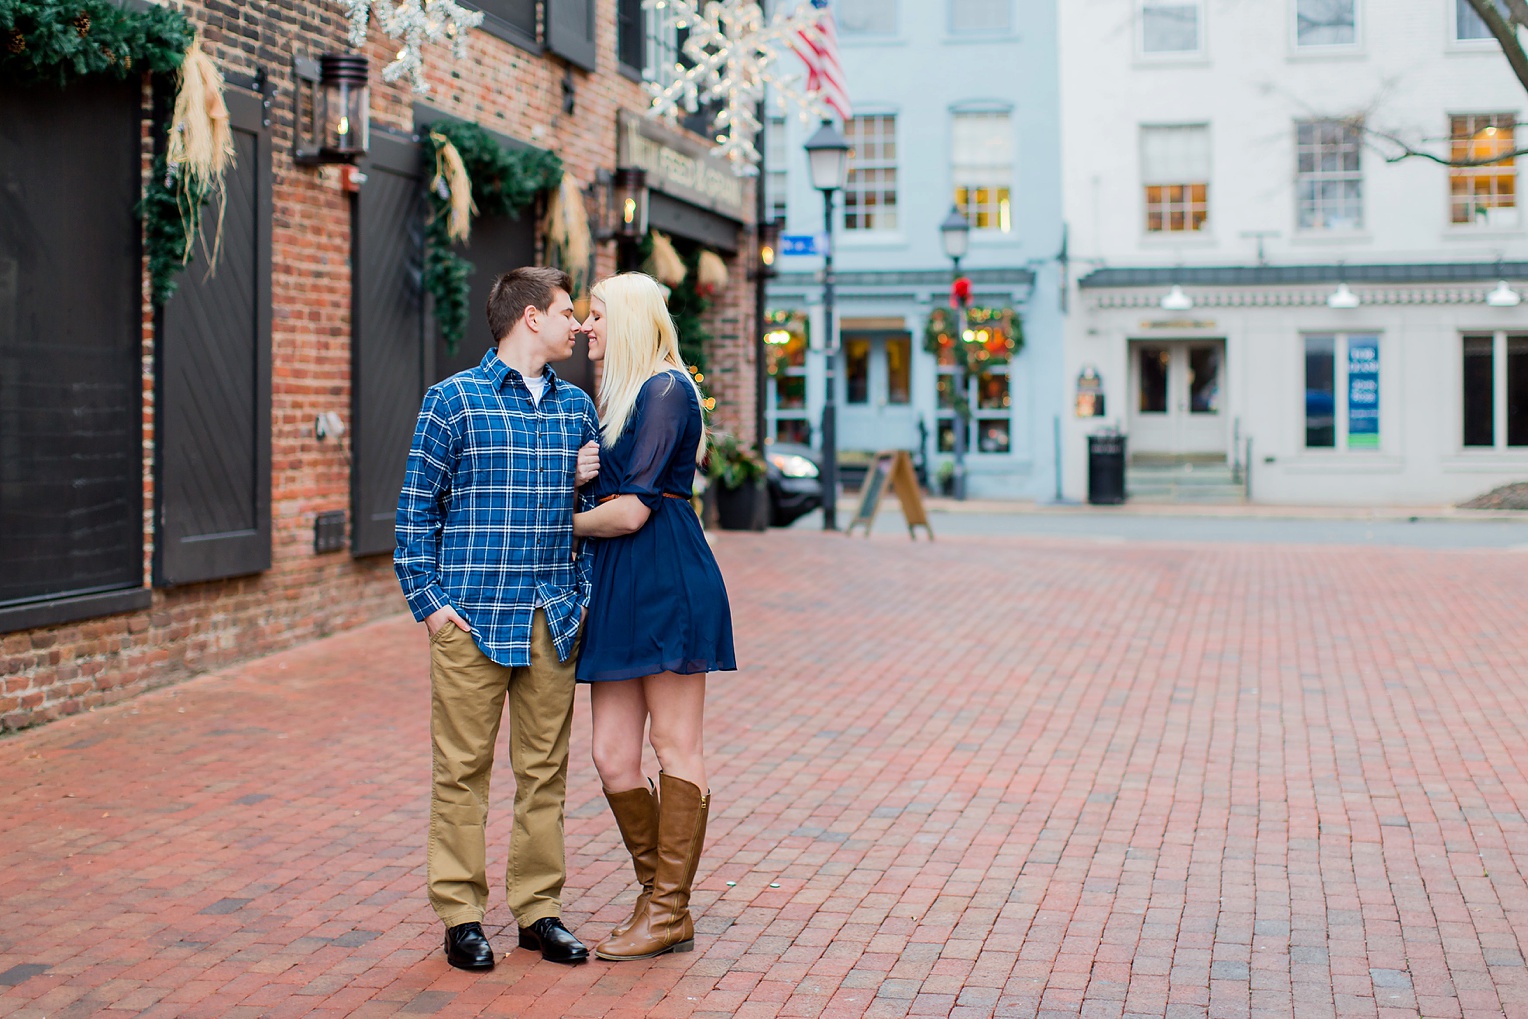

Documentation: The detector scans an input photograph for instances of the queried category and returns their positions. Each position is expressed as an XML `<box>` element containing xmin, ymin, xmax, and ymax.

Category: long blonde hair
<box><xmin>591</xmin><ymin>272</ymin><xmax>708</xmax><ymax>461</ymax></box>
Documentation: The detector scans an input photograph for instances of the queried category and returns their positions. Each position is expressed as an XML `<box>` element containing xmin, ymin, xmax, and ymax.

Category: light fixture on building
<box><xmin>1487</xmin><ymin>280</ymin><xmax>1523</xmax><ymax>307</ymax></box>
<box><xmin>757</xmin><ymin>219</ymin><xmax>782</xmax><ymax>273</ymax></box>
<box><xmin>612</xmin><ymin>167</ymin><xmax>650</xmax><ymax>240</ymax></box>
<box><xmin>940</xmin><ymin>205</ymin><xmax>972</xmax><ymax>267</ymax></box>
<box><xmin>1327</xmin><ymin>282</ymin><xmax>1360</xmax><ymax>309</ymax></box>
<box><xmin>804</xmin><ymin>120</ymin><xmax>851</xmax><ymax>194</ymax></box>
<box><xmin>293</xmin><ymin>54</ymin><xmax>371</xmax><ymax>165</ymax></box>
<box><xmin>1160</xmin><ymin>285</ymin><xmax>1194</xmax><ymax>311</ymax></box>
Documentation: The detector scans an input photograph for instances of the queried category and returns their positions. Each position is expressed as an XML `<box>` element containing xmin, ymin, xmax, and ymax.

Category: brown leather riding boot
<box><xmin>595</xmin><ymin>773</ymin><xmax>709</xmax><ymax>961</ymax></box>
<box><xmin>604</xmin><ymin>782</ymin><xmax>659</xmax><ymax>938</ymax></box>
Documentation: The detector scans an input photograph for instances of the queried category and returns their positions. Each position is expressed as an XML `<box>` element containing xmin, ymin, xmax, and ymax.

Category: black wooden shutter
<box><xmin>476</xmin><ymin>0</ymin><xmax>539</xmax><ymax>44</ymax></box>
<box><xmin>617</xmin><ymin>0</ymin><xmax>645</xmax><ymax>73</ymax></box>
<box><xmin>155</xmin><ymin>88</ymin><xmax>273</xmax><ymax>586</ymax></box>
<box><xmin>352</xmin><ymin>130</ymin><xmax>426</xmax><ymax>557</ymax></box>
<box><xmin>0</xmin><ymin>77</ymin><xmax>143</xmax><ymax>609</ymax></box>
<box><xmin>547</xmin><ymin>0</ymin><xmax>598</xmax><ymax>71</ymax></box>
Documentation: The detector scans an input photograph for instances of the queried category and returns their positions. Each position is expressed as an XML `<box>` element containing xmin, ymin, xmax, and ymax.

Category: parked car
<box><xmin>764</xmin><ymin>442</ymin><xmax>822</xmax><ymax>527</ymax></box>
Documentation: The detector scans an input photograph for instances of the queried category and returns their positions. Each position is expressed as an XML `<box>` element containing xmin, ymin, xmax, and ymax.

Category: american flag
<box><xmin>793</xmin><ymin>0</ymin><xmax>852</xmax><ymax>123</ymax></box>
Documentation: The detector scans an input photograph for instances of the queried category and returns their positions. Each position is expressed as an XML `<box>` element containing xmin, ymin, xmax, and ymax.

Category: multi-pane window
<box><xmin>1450</xmin><ymin>114</ymin><xmax>1517</xmax><ymax>227</ymax></box>
<box><xmin>766</xmin><ymin>116</ymin><xmax>788</xmax><ymax>226</ymax></box>
<box><xmin>1304</xmin><ymin>334</ymin><xmax>1380</xmax><ymax>449</ymax></box>
<box><xmin>1457</xmin><ymin>0</ymin><xmax>1503</xmax><ymax>40</ymax></box>
<box><xmin>1296</xmin><ymin>120</ymin><xmax>1363</xmax><ymax>231</ymax></box>
<box><xmin>837</xmin><ymin>0</ymin><xmax>896</xmax><ymax>35</ymax></box>
<box><xmin>951</xmin><ymin>0</ymin><xmax>1011</xmax><ymax>33</ymax></box>
<box><xmin>844</xmin><ymin>114</ymin><xmax>898</xmax><ymax>231</ymax></box>
<box><xmin>1461</xmin><ymin>333</ymin><xmax>1528</xmax><ymax>448</ymax></box>
<box><xmin>1141</xmin><ymin>125</ymin><xmax>1210</xmax><ymax>233</ymax></box>
<box><xmin>952</xmin><ymin>111</ymin><xmax>1013</xmax><ymax>232</ymax></box>
<box><xmin>1139</xmin><ymin>0</ymin><xmax>1202</xmax><ymax>54</ymax></box>
<box><xmin>645</xmin><ymin>2</ymin><xmax>683</xmax><ymax>88</ymax></box>
<box><xmin>766</xmin><ymin>313</ymin><xmax>811</xmax><ymax>445</ymax></box>
<box><xmin>1295</xmin><ymin>0</ymin><xmax>1356</xmax><ymax>46</ymax></box>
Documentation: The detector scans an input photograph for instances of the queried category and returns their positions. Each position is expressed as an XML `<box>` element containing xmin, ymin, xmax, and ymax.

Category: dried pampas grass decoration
<box><xmin>168</xmin><ymin>36</ymin><xmax>235</xmax><ymax>270</ymax></box>
<box><xmin>430</xmin><ymin>132</ymin><xmax>476</xmax><ymax>243</ymax></box>
<box><xmin>542</xmin><ymin>173</ymin><xmax>592</xmax><ymax>293</ymax></box>
<box><xmin>645</xmin><ymin>231</ymin><xmax>687</xmax><ymax>287</ymax></box>
<box><xmin>696</xmin><ymin>249</ymin><xmax>729</xmax><ymax>295</ymax></box>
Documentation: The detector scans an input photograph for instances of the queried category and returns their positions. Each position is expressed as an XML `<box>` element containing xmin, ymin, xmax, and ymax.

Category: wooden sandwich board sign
<box><xmin>846</xmin><ymin>450</ymin><xmax>933</xmax><ymax>540</ymax></box>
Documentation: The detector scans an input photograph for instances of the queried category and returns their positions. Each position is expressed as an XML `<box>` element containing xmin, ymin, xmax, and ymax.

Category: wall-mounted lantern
<box><xmin>757</xmin><ymin>219</ymin><xmax>781</xmax><ymax>276</ymax></box>
<box><xmin>294</xmin><ymin>54</ymin><xmax>370</xmax><ymax>165</ymax></box>
<box><xmin>612</xmin><ymin>166</ymin><xmax>650</xmax><ymax>240</ymax></box>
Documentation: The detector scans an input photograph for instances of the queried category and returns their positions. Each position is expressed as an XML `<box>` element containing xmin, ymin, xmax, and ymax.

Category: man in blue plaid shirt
<box><xmin>395</xmin><ymin>267</ymin><xmax>601</xmax><ymax>970</ymax></box>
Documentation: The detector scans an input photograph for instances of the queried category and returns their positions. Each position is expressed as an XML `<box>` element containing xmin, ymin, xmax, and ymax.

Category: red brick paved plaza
<box><xmin>4</xmin><ymin>529</ymin><xmax>1528</xmax><ymax>1018</ymax></box>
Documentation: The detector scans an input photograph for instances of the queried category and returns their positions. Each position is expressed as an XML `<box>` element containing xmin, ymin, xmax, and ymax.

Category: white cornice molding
<box><xmin>1085</xmin><ymin>286</ymin><xmax>1515</xmax><ymax>310</ymax></box>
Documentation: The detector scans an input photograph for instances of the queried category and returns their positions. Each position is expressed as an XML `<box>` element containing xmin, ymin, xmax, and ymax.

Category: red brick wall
<box><xmin>0</xmin><ymin>0</ymin><xmax>757</xmax><ymax>732</ymax></box>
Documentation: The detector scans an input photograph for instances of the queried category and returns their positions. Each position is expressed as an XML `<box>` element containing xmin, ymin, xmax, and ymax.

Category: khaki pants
<box><xmin>427</xmin><ymin>610</ymin><xmax>576</xmax><ymax>928</ymax></box>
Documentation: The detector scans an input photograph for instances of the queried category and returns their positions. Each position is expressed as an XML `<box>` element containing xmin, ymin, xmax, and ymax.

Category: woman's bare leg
<box><xmin>590</xmin><ymin>679</ymin><xmax>650</xmax><ymax>792</ymax></box>
<box><xmin>642</xmin><ymin>671</ymin><xmax>707</xmax><ymax>790</ymax></box>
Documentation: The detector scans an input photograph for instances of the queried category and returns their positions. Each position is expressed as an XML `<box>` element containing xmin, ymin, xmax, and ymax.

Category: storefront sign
<box><xmin>1140</xmin><ymin>318</ymin><xmax>1217</xmax><ymax>330</ymax></box>
<box><xmin>618</xmin><ymin>112</ymin><xmax>747</xmax><ymax>221</ymax></box>
<box><xmin>1347</xmin><ymin>338</ymin><xmax>1379</xmax><ymax>449</ymax></box>
<box><xmin>1075</xmin><ymin>365</ymin><xmax>1105</xmax><ymax>417</ymax></box>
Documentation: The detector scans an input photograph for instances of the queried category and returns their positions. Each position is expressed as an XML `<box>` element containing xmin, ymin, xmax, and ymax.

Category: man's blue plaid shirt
<box><xmin>394</xmin><ymin>349</ymin><xmax>599</xmax><ymax>666</ymax></box>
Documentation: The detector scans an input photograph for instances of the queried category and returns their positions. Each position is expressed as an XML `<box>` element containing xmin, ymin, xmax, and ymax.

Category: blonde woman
<box><xmin>572</xmin><ymin>272</ymin><xmax>735</xmax><ymax>961</ymax></box>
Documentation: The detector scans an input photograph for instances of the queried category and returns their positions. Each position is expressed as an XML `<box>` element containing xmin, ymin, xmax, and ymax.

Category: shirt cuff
<box><xmin>405</xmin><ymin>583</ymin><xmax>450</xmax><ymax>622</ymax></box>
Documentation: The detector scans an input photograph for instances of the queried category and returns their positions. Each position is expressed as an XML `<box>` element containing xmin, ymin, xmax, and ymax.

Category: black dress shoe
<box><xmin>444</xmin><ymin>921</ymin><xmax>495</xmax><ymax>971</ymax></box>
<box><xmin>518</xmin><ymin>916</ymin><xmax>589</xmax><ymax>964</ymax></box>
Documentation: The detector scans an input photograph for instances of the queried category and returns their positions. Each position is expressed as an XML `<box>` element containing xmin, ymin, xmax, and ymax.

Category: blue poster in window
<box><xmin>1347</xmin><ymin>338</ymin><xmax>1379</xmax><ymax>449</ymax></box>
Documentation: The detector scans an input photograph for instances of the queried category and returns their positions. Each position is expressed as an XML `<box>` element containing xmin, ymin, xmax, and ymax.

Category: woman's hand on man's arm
<box><xmin>575</xmin><ymin>441</ymin><xmax>600</xmax><ymax>487</ymax></box>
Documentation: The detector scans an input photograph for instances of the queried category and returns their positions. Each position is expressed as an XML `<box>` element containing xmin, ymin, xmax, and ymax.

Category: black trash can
<box><xmin>1087</xmin><ymin>433</ymin><xmax>1127</xmax><ymax>505</ymax></box>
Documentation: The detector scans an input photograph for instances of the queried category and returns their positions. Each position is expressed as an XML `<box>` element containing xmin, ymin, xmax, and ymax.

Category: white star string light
<box><xmin>642</xmin><ymin>0</ymin><xmax>830</xmax><ymax>173</ymax></box>
<box><xmin>344</xmin><ymin>0</ymin><xmax>484</xmax><ymax>94</ymax></box>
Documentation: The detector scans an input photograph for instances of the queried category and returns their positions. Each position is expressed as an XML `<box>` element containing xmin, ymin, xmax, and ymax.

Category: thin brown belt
<box><xmin>597</xmin><ymin>493</ymin><xmax>688</xmax><ymax>504</ymax></box>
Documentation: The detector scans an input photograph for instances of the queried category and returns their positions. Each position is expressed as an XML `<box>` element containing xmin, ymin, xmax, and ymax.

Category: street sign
<box><xmin>780</xmin><ymin>233</ymin><xmax>819</xmax><ymax>257</ymax></box>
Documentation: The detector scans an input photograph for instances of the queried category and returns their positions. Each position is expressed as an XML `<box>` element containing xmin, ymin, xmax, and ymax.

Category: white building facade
<box><xmin>1060</xmin><ymin>0</ymin><xmax>1528</xmax><ymax>505</ymax></box>
<box><xmin>764</xmin><ymin>0</ymin><xmax>1065</xmax><ymax>499</ymax></box>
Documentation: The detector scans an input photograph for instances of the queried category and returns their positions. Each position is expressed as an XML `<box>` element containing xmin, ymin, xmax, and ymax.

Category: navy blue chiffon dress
<box><xmin>576</xmin><ymin>369</ymin><xmax>737</xmax><ymax>683</ymax></box>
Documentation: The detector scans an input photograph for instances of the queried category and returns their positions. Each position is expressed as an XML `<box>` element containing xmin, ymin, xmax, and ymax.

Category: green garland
<box><xmin>422</xmin><ymin>121</ymin><xmax>563</xmax><ymax>354</ymax></box>
<box><xmin>3</xmin><ymin>0</ymin><xmax>198</xmax><ymax>305</ymax></box>
<box><xmin>0</xmin><ymin>0</ymin><xmax>191</xmax><ymax>86</ymax></box>
<box><xmin>923</xmin><ymin>304</ymin><xmax>1024</xmax><ymax>375</ymax></box>
<box><xmin>139</xmin><ymin>151</ymin><xmax>212</xmax><ymax>306</ymax></box>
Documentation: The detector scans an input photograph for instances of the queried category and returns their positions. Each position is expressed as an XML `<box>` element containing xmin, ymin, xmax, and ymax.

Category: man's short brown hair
<box><xmin>485</xmin><ymin>266</ymin><xmax>574</xmax><ymax>341</ymax></box>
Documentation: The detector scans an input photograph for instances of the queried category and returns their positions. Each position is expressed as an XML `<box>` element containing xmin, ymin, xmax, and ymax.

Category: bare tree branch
<box><xmin>1363</xmin><ymin>122</ymin><xmax>1528</xmax><ymax>167</ymax></box>
<box><xmin>1464</xmin><ymin>0</ymin><xmax>1528</xmax><ymax>95</ymax></box>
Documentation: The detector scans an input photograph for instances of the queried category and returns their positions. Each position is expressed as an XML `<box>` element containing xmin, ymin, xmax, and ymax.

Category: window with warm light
<box><xmin>1141</xmin><ymin>125</ymin><xmax>1210</xmax><ymax>233</ymax></box>
<box><xmin>1450</xmin><ymin>114</ymin><xmax>1517</xmax><ymax>227</ymax></box>
<box><xmin>1295</xmin><ymin>120</ymin><xmax>1363</xmax><ymax>231</ymax></box>
<box><xmin>765</xmin><ymin>312</ymin><xmax>811</xmax><ymax>445</ymax></box>
<box><xmin>1139</xmin><ymin>0</ymin><xmax>1201</xmax><ymax>54</ymax></box>
<box><xmin>1295</xmin><ymin>0</ymin><xmax>1356</xmax><ymax>46</ymax></box>
<box><xmin>844</xmin><ymin>115</ymin><xmax>898</xmax><ymax>231</ymax></box>
<box><xmin>952</xmin><ymin>111</ymin><xmax>1013</xmax><ymax>232</ymax></box>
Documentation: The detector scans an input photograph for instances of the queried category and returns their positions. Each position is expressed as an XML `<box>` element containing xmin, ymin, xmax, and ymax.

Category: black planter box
<box><xmin>715</xmin><ymin>480</ymin><xmax>768</xmax><ymax>531</ymax></box>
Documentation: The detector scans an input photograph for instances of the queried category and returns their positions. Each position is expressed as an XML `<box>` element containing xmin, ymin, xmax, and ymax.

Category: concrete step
<box><xmin>1125</xmin><ymin>461</ymin><xmax>1245</xmax><ymax>504</ymax></box>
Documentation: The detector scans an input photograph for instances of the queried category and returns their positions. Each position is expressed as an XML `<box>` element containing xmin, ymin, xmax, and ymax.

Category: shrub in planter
<box><xmin>707</xmin><ymin>433</ymin><xmax>767</xmax><ymax>531</ymax></box>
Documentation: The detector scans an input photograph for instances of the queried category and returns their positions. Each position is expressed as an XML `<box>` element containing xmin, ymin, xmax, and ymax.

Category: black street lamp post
<box><xmin>940</xmin><ymin>205</ymin><xmax>972</xmax><ymax>501</ymax></box>
<box><xmin>804</xmin><ymin>120</ymin><xmax>851</xmax><ymax>531</ymax></box>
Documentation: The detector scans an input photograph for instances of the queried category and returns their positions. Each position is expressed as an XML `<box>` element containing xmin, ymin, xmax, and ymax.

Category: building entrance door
<box><xmin>1128</xmin><ymin>340</ymin><xmax>1227</xmax><ymax>457</ymax></box>
<box><xmin>838</xmin><ymin>330</ymin><xmax>919</xmax><ymax>452</ymax></box>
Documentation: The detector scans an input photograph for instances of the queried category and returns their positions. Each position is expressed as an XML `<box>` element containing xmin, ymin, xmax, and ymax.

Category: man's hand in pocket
<box><xmin>426</xmin><ymin>605</ymin><xmax>471</xmax><ymax>637</ymax></box>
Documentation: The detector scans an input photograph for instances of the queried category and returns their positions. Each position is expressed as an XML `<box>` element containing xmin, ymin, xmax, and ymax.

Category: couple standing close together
<box><xmin>393</xmin><ymin>266</ymin><xmax>735</xmax><ymax>970</ymax></box>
